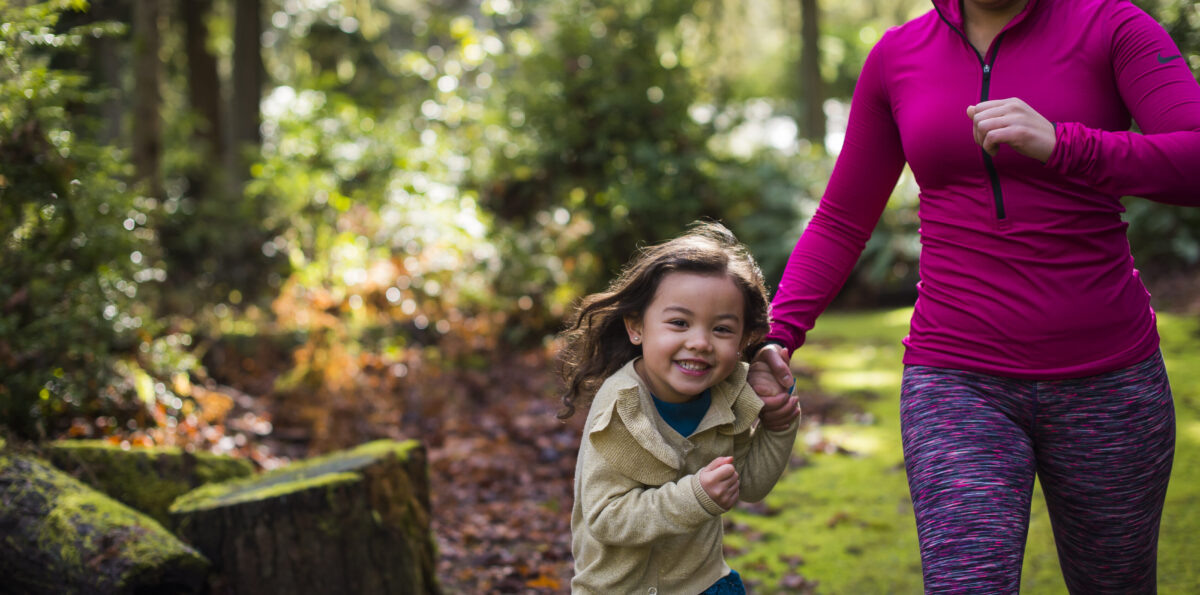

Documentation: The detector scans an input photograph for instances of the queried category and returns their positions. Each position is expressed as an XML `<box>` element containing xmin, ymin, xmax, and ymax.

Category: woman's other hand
<box><xmin>968</xmin><ymin>97</ymin><xmax>1056</xmax><ymax>163</ymax></box>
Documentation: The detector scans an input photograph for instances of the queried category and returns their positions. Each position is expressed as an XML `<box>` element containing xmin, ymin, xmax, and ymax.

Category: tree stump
<box><xmin>46</xmin><ymin>439</ymin><xmax>255</xmax><ymax>528</ymax></box>
<box><xmin>170</xmin><ymin>439</ymin><xmax>440</xmax><ymax>594</ymax></box>
<box><xmin>0</xmin><ymin>452</ymin><xmax>210</xmax><ymax>594</ymax></box>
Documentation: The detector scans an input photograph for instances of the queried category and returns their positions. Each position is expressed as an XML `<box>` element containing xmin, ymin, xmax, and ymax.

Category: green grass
<box><xmin>728</xmin><ymin>308</ymin><xmax>1200</xmax><ymax>594</ymax></box>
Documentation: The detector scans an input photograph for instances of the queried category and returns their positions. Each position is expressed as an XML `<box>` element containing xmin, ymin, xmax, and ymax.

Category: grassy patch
<box><xmin>729</xmin><ymin>309</ymin><xmax>1200</xmax><ymax>594</ymax></box>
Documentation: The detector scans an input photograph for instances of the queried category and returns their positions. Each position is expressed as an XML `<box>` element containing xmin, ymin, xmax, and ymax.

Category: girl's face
<box><xmin>624</xmin><ymin>272</ymin><xmax>746</xmax><ymax>403</ymax></box>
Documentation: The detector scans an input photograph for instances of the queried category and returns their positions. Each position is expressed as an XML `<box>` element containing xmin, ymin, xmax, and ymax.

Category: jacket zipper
<box><xmin>937</xmin><ymin>11</ymin><xmax>1009</xmax><ymax>221</ymax></box>
<box><xmin>979</xmin><ymin>60</ymin><xmax>1006</xmax><ymax>220</ymax></box>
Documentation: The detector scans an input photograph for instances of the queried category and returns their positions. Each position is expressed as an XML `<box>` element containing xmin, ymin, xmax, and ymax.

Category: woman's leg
<box><xmin>1034</xmin><ymin>351</ymin><xmax>1175</xmax><ymax>595</ymax></box>
<box><xmin>901</xmin><ymin>366</ymin><xmax>1037</xmax><ymax>594</ymax></box>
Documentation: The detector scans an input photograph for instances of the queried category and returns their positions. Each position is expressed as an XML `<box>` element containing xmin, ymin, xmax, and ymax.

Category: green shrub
<box><xmin>487</xmin><ymin>0</ymin><xmax>812</xmax><ymax>295</ymax></box>
<box><xmin>0</xmin><ymin>0</ymin><xmax>153</xmax><ymax>437</ymax></box>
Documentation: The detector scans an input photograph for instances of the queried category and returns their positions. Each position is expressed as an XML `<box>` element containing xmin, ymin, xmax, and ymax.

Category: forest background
<box><xmin>2</xmin><ymin>0</ymin><xmax>1199</xmax><ymax>592</ymax></box>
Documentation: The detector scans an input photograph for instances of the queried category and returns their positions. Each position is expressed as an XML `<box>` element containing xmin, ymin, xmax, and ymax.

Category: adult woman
<box><xmin>751</xmin><ymin>0</ymin><xmax>1200</xmax><ymax>592</ymax></box>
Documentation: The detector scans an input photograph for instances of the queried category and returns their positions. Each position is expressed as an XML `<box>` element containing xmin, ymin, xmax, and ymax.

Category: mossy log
<box><xmin>46</xmin><ymin>439</ymin><xmax>255</xmax><ymax>528</ymax></box>
<box><xmin>170</xmin><ymin>439</ymin><xmax>440</xmax><ymax>595</ymax></box>
<box><xmin>0</xmin><ymin>452</ymin><xmax>210</xmax><ymax>594</ymax></box>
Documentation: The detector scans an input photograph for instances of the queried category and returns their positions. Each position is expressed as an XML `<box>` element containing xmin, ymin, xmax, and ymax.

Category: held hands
<box><xmin>749</xmin><ymin>344</ymin><xmax>801</xmax><ymax>431</ymax></box>
<box><xmin>698</xmin><ymin>456</ymin><xmax>740</xmax><ymax>510</ymax></box>
<box><xmin>967</xmin><ymin>98</ymin><xmax>1056</xmax><ymax>163</ymax></box>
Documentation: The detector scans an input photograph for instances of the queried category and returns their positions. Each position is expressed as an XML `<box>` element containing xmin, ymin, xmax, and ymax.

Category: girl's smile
<box><xmin>625</xmin><ymin>272</ymin><xmax>746</xmax><ymax>404</ymax></box>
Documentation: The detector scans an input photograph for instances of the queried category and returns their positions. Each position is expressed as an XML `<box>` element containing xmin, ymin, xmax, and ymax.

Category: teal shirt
<box><xmin>652</xmin><ymin>389</ymin><xmax>712</xmax><ymax>438</ymax></box>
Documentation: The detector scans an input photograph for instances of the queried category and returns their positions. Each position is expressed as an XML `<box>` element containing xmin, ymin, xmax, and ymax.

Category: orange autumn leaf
<box><xmin>525</xmin><ymin>575</ymin><xmax>561</xmax><ymax>589</ymax></box>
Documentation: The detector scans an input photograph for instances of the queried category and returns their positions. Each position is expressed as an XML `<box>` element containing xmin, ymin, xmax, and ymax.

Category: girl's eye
<box><xmin>715</xmin><ymin>326</ymin><xmax>735</xmax><ymax>335</ymax></box>
<box><xmin>667</xmin><ymin>319</ymin><xmax>687</xmax><ymax>328</ymax></box>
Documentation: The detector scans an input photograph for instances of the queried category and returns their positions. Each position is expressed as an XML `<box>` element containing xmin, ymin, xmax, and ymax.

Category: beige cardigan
<box><xmin>570</xmin><ymin>359</ymin><xmax>799</xmax><ymax>594</ymax></box>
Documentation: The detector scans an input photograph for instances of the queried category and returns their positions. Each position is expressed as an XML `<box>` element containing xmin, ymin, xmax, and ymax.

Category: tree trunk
<box><xmin>231</xmin><ymin>0</ymin><xmax>264</xmax><ymax>186</ymax></box>
<box><xmin>799</xmin><ymin>0</ymin><xmax>826</xmax><ymax>152</ymax></box>
<box><xmin>78</xmin><ymin>0</ymin><xmax>129</xmax><ymax>145</ymax></box>
<box><xmin>0</xmin><ymin>453</ymin><xmax>209</xmax><ymax>594</ymax></box>
<box><xmin>181</xmin><ymin>0</ymin><xmax>225</xmax><ymax>189</ymax></box>
<box><xmin>170</xmin><ymin>440</ymin><xmax>441</xmax><ymax>595</ymax></box>
<box><xmin>131</xmin><ymin>0</ymin><xmax>162</xmax><ymax>197</ymax></box>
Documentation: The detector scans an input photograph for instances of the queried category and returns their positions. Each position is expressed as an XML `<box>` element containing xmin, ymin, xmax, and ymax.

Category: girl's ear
<box><xmin>623</xmin><ymin>315</ymin><xmax>644</xmax><ymax>346</ymax></box>
<box><xmin>739</xmin><ymin>331</ymin><xmax>757</xmax><ymax>353</ymax></box>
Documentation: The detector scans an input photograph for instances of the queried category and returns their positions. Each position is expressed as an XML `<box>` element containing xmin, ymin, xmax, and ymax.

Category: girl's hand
<box><xmin>750</xmin><ymin>344</ymin><xmax>799</xmax><ymax>431</ymax></box>
<box><xmin>698</xmin><ymin>456</ymin><xmax>740</xmax><ymax>510</ymax></box>
<box><xmin>967</xmin><ymin>98</ymin><xmax>1056</xmax><ymax>163</ymax></box>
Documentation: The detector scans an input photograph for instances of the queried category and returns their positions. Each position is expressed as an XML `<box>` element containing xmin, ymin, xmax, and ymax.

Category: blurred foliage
<box><xmin>2</xmin><ymin>0</ymin><xmax>1199</xmax><ymax>445</ymax></box>
<box><xmin>248</xmin><ymin>1</ymin><xmax>530</xmax><ymax>346</ymax></box>
<box><xmin>153</xmin><ymin>0</ymin><xmax>286</xmax><ymax>315</ymax></box>
<box><xmin>489</xmin><ymin>0</ymin><xmax>815</xmax><ymax>296</ymax></box>
<box><xmin>0</xmin><ymin>0</ymin><xmax>185</xmax><ymax>437</ymax></box>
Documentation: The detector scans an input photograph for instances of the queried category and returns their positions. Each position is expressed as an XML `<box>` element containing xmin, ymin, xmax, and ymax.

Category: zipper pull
<box><xmin>983</xmin><ymin>64</ymin><xmax>991</xmax><ymax>75</ymax></box>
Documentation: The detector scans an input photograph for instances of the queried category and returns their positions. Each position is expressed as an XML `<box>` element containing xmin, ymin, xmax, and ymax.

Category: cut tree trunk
<box><xmin>46</xmin><ymin>439</ymin><xmax>254</xmax><ymax>529</ymax></box>
<box><xmin>0</xmin><ymin>452</ymin><xmax>210</xmax><ymax>594</ymax></box>
<box><xmin>170</xmin><ymin>439</ymin><xmax>440</xmax><ymax>595</ymax></box>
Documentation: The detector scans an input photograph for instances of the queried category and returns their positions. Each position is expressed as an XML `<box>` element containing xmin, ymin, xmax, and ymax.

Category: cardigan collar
<box><xmin>588</xmin><ymin>359</ymin><xmax>763</xmax><ymax>470</ymax></box>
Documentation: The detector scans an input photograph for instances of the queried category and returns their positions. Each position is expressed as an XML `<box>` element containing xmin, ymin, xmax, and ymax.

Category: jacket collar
<box><xmin>931</xmin><ymin>0</ymin><xmax>1040</xmax><ymax>34</ymax></box>
<box><xmin>591</xmin><ymin>359</ymin><xmax>763</xmax><ymax>470</ymax></box>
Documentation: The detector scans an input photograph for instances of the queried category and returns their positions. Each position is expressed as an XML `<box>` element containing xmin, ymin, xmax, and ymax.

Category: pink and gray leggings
<box><xmin>900</xmin><ymin>351</ymin><xmax>1174</xmax><ymax>594</ymax></box>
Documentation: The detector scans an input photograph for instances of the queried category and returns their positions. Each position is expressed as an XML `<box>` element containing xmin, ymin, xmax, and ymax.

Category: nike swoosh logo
<box><xmin>1157</xmin><ymin>52</ymin><xmax>1183</xmax><ymax>64</ymax></box>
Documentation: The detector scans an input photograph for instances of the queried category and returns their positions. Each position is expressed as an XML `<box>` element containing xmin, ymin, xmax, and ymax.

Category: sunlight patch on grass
<box><xmin>882</xmin><ymin>306</ymin><xmax>915</xmax><ymax>327</ymax></box>
<box><xmin>821</xmin><ymin>369</ymin><xmax>902</xmax><ymax>392</ymax></box>
<box><xmin>812</xmin><ymin>348</ymin><xmax>880</xmax><ymax>370</ymax></box>
<box><xmin>1185</xmin><ymin>421</ymin><xmax>1200</xmax><ymax>445</ymax></box>
<box><xmin>817</xmin><ymin>426</ymin><xmax>887</xmax><ymax>455</ymax></box>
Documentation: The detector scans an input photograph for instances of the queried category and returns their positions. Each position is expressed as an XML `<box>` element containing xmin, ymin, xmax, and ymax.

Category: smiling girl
<box><xmin>557</xmin><ymin>222</ymin><xmax>800</xmax><ymax>594</ymax></box>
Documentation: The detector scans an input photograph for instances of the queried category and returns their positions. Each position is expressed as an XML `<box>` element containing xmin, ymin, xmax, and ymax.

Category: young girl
<box><xmin>558</xmin><ymin>222</ymin><xmax>799</xmax><ymax>594</ymax></box>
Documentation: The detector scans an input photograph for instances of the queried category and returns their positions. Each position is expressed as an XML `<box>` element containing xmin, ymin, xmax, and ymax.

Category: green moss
<box><xmin>728</xmin><ymin>310</ymin><xmax>1200</xmax><ymax>594</ymax></box>
<box><xmin>1155</xmin><ymin>313</ymin><xmax>1200</xmax><ymax>594</ymax></box>
<box><xmin>46</xmin><ymin>440</ymin><xmax>253</xmax><ymax>527</ymax></box>
<box><xmin>170</xmin><ymin>439</ymin><xmax>419</xmax><ymax>513</ymax></box>
<box><xmin>0</xmin><ymin>454</ymin><xmax>208</xmax><ymax>591</ymax></box>
<box><xmin>174</xmin><ymin>471</ymin><xmax>360</xmax><ymax>512</ymax></box>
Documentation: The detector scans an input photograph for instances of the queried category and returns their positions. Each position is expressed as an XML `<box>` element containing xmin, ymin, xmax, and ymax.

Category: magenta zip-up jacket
<box><xmin>766</xmin><ymin>0</ymin><xmax>1200</xmax><ymax>379</ymax></box>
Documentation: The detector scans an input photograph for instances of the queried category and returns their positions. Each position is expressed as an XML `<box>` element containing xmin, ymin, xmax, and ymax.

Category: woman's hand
<box><xmin>698</xmin><ymin>456</ymin><xmax>740</xmax><ymax>510</ymax></box>
<box><xmin>967</xmin><ymin>98</ymin><xmax>1056</xmax><ymax>163</ymax></box>
<box><xmin>750</xmin><ymin>344</ymin><xmax>800</xmax><ymax>431</ymax></box>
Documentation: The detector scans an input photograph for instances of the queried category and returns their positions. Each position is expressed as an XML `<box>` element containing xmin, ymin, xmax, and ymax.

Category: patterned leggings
<box><xmin>900</xmin><ymin>351</ymin><xmax>1174</xmax><ymax>594</ymax></box>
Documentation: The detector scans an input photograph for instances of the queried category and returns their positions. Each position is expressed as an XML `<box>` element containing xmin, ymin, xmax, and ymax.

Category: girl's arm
<box><xmin>577</xmin><ymin>442</ymin><xmax>725</xmax><ymax>546</ymax></box>
<box><xmin>732</xmin><ymin>416</ymin><xmax>800</xmax><ymax>503</ymax></box>
<box><xmin>1046</xmin><ymin>3</ymin><xmax>1200</xmax><ymax>204</ymax></box>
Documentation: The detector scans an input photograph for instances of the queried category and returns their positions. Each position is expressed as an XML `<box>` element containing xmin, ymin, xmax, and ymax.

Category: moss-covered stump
<box><xmin>170</xmin><ymin>439</ymin><xmax>439</xmax><ymax>595</ymax></box>
<box><xmin>0</xmin><ymin>453</ymin><xmax>210</xmax><ymax>594</ymax></box>
<box><xmin>46</xmin><ymin>439</ymin><xmax>255</xmax><ymax>528</ymax></box>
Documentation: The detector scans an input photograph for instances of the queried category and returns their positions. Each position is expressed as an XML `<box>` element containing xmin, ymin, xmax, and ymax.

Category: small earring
<box><xmin>631</xmin><ymin>336</ymin><xmax>641</xmax><ymax>344</ymax></box>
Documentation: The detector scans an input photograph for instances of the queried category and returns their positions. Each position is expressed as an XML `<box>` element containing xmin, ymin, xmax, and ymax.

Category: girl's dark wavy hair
<box><xmin>556</xmin><ymin>221</ymin><xmax>771</xmax><ymax>419</ymax></box>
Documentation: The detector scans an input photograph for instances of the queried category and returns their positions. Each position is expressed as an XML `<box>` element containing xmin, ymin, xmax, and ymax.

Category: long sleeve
<box><xmin>576</xmin><ymin>433</ymin><xmax>722</xmax><ymax>547</ymax></box>
<box><xmin>733</xmin><ymin>417</ymin><xmax>799</xmax><ymax>503</ymax></box>
<box><xmin>1046</xmin><ymin>2</ymin><xmax>1200</xmax><ymax>204</ymax></box>
<box><xmin>765</xmin><ymin>35</ymin><xmax>908</xmax><ymax>352</ymax></box>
